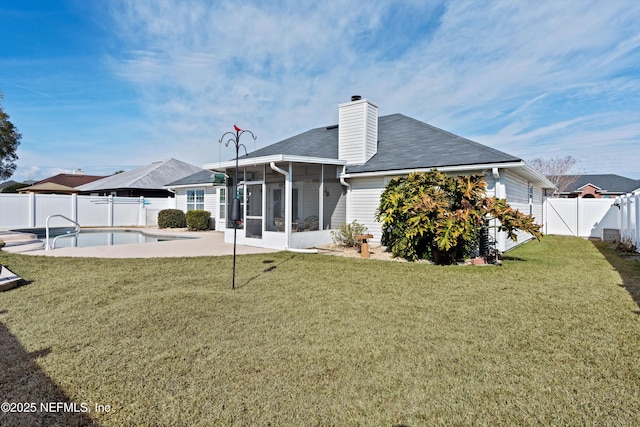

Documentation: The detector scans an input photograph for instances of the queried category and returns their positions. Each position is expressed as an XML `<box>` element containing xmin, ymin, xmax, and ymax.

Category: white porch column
<box><xmin>285</xmin><ymin>162</ymin><xmax>292</xmax><ymax>248</ymax></box>
<box><xmin>269</xmin><ymin>161</ymin><xmax>291</xmax><ymax>248</ymax></box>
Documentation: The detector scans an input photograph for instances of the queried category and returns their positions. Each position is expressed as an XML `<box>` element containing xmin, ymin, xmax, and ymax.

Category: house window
<box><xmin>187</xmin><ymin>189</ymin><xmax>205</xmax><ymax>211</ymax></box>
<box><xmin>219</xmin><ymin>188</ymin><xmax>226</xmax><ymax>219</ymax></box>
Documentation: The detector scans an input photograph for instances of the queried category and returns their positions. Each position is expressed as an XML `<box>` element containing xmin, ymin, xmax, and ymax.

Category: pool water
<box><xmin>11</xmin><ymin>228</ymin><xmax>192</xmax><ymax>249</ymax></box>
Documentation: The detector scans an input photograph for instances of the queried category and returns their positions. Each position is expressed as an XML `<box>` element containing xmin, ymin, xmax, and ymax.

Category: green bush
<box><xmin>331</xmin><ymin>221</ymin><xmax>368</xmax><ymax>247</ymax></box>
<box><xmin>186</xmin><ymin>210</ymin><xmax>212</xmax><ymax>231</ymax></box>
<box><xmin>1</xmin><ymin>182</ymin><xmax>28</xmax><ymax>193</ymax></box>
<box><xmin>376</xmin><ymin>170</ymin><xmax>542</xmax><ymax>264</ymax></box>
<box><xmin>158</xmin><ymin>209</ymin><xmax>186</xmax><ymax>228</ymax></box>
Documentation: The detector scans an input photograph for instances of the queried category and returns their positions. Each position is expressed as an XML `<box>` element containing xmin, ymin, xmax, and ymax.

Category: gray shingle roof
<box><xmin>562</xmin><ymin>174</ymin><xmax>640</xmax><ymax>194</ymax></box>
<box><xmin>165</xmin><ymin>169</ymin><xmax>216</xmax><ymax>186</ymax></box>
<box><xmin>78</xmin><ymin>158</ymin><xmax>203</xmax><ymax>191</ymax></box>
<box><xmin>242</xmin><ymin>126</ymin><xmax>339</xmax><ymax>159</ymax></box>
<box><xmin>240</xmin><ymin>114</ymin><xmax>520</xmax><ymax>173</ymax></box>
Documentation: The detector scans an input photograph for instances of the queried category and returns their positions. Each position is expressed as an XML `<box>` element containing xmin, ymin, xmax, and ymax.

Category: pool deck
<box><xmin>0</xmin><ymin>228</ymin><xmax>278</xmax><ymax>258</ymax></box>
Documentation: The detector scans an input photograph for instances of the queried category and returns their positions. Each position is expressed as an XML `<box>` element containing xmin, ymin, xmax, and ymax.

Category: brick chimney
<box><xmin>338</xmin><ymin>96</ymin><xmax>378</xmax><ymax>165</ymax></box>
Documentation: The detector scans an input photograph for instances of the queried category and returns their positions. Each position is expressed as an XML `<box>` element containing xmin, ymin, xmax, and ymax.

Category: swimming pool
<box><xmin>10</xmin><ymin>228</ymin><xmax>194</xmax><ymax>249</ymax></box>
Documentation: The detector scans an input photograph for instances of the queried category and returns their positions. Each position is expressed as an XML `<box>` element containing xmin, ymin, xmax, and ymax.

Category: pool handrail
<box><xmin>46</xmin><ymin>215</ymin><xmax>81</xmax><ymax>250</ymax></box>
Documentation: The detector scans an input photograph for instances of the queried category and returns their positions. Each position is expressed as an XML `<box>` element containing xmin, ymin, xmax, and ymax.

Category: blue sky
<box><xmin>1</xmin><ymin>0</ymin><xmax>639</xmax><ymax>182</ymax></box>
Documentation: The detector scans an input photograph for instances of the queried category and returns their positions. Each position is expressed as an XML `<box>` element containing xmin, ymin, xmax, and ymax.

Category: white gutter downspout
<box><xmin>270</xmin><ymin>162</ymin><xmax>293</xmax><ymax>249</ymax></box>
<box><xmin>340</xmin><ymin>166</ymin><xmax>351</xmax><ymax>222</ymax></box>
<box><xmin>492</xmin><ymin>167</ymin><xmax>502</xmax><ymax>197</ymax></box>
<box><xmin>492</xmin><ymin>167</ymin><xmax>506</xmax><ymax>252</ymax></box>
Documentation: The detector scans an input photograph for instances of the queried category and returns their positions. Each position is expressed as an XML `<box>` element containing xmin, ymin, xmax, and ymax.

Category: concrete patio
<box><xmin>0</xmin><ymin>228</ymin><xmax>278</xmax><ymax>258</ymax></box>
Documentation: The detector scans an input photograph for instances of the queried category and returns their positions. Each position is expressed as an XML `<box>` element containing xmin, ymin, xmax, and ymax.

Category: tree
<box><xmin>0</xmin><ymin>94</ymin><xmax>21</xmax><ymax>180</ymax></box>
<box><xmin>375</xmin><ymin>170</ymin><xmax>542</xmax><ymax>264</ymax></box>
<box><xmin>0</xmin><ymin>181</ymin><xmax>28</xmax><ymax>193</ymax></box>
<box><xmin>529</xmin><ymin>155</ymin><xmax>581</xmax><ymax>196</ymax></box>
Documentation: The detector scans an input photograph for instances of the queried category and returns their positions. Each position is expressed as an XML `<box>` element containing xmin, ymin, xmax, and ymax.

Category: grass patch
<box><xmin>1</xmin><ymin>236</ymin><xmax>640</xmax><ymax>425</ymax></box>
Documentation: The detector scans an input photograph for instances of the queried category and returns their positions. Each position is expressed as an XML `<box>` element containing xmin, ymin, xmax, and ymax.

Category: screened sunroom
<box><xmin>217</xmin><ymin>158</ymin><xmax>347</xmax><ymax>250</ymax></box>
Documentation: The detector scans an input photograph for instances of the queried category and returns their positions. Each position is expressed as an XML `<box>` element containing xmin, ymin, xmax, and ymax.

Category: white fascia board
<box><xmin>509</xmin><ymin>163</ymin><xmax>556</xmax><ymax>189</ymax></box>
<box><xmin>576</xmin><ymin>182</ymin><xmax>603</xmax><ymax>191</ymax></box>
<box><xmin>341</xmin><ymin>161</ymin><xmax>557</xmax><ymax>189</ymax></box>
<box><xmin>341</xmin><ymin>162</ymin><xmax>526</xmax><ymax>179</ymax></box>
<box><xmin>203</xmin><ymin>155</ymin><xmax>346</xmax><ymax>170</ymax></box>
<box><xmin>164</xmin><ymin>183</ymin><xmax>215</xmax><ymax>190</ymax></box>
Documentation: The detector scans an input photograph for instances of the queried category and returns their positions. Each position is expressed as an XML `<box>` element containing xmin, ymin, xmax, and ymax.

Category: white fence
<box><xmin>0</xmin><ymin>194</ymin><xmax>176</xmax><ymax>229</ymax></box>
<box><xmin>618</xmin><ymin>193</ymin><xmax>640</xmax><ymax>249</ymax></box>
<box><xmin>544</xmin><ymin>193</ymin><xmax>639</xmax><ymax>251</ymax></box>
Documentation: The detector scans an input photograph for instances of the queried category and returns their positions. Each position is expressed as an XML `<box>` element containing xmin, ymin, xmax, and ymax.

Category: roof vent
<box><xmin>351</xmin><ymin>95</ymin><xmax>361</xmax><ymax>102</ymax></box>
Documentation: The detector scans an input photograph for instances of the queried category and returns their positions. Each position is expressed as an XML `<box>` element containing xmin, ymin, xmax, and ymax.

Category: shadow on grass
<box><xmin>502</xmin><ymin>255</ymin><xmax>526</xmax><ymax>262</ymax></box>
<box><xmin>0</xmin><ymin>321</ymin><xmax>99</xmax><ymax>426</ymax></box>
<box><xmin>236</xmin><ymin>254</ymin><xmax>297</xmax><ymax>289</ymax></box>
<box><xmin>592</xmin><ymin>240</ymin><xmax>640</xmax><ymax>313</ymax></box>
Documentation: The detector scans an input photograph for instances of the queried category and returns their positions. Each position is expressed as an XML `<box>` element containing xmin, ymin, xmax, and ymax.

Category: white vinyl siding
<box><xmin>347</xmin><ymin>170</ymin><xmax>545</xmax><ymax>252</ymax></box>
<box><xmin>349</xmin><ymin>176</ymin><xmax>386</xmax><ymax>242</ymax></box>
<box><xmin>338</xmin><ymin>99</ymin><xmax>378</xmax><ymax>165</ymax></box>
<box><xmin>175</xmin><ymin>186</ymin><xmax>218</xmax><ymax>218</ymax></box>
<box><xmin>502</xmin><ymin>170</ymin><xmax>542</xmax><ymax>251</ymax></box>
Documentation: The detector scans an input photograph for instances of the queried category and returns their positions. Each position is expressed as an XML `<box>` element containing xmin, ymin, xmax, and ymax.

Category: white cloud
<box><xmin>12</xmin><ymin>0</ymin><xmax>640</xmax><ymax>180</ymax></box>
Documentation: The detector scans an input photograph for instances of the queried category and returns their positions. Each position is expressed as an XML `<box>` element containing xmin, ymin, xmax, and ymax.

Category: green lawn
<box><xmin>1</xmin><ymin>236</ymin><xmax>640</xmax><ymax>426</ymax></box>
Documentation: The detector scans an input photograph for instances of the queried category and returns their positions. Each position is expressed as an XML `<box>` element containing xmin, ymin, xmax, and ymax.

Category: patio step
<box><xmin>0</xmin><ymin>231</ymin><xmax>38</xmax><ymax>242</ymax></box>
<box><xmin>1</xmin><ymin>232</ymin><xmax>44</xmax><ymax>253</ymax></box>
<box><xmin>2</xmin><ymin>240</ymin><xmax>45</xmax><ymax>254</ymax></box>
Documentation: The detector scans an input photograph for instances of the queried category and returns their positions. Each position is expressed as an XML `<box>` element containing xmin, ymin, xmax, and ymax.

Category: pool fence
<box><xmin>0</xmin><ymin>194</ymin><xmax>176</xmax><ymax>229</ymax></box>
<box><xmin>2</xmin><ymin>192</ymin><xmax>638</xmax><ymax>253</ymax></box>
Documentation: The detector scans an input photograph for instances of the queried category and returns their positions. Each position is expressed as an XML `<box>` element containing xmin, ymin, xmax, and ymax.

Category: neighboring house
<box><xmin>165</xmin><ymin>169</ymin><xmax>223</xmax><ymax>229</ymax></box>
<box><xmin>556</xmin><ymin>174</ymin><xmax>640</xmax><ymax>198</ymax></box>
<box><xmin>17</xmin><ymin>171</ymin><xmax>105</xmax><ymax>194</ymax></box>
<box><xmin>18</xmin><ymin>182</ymin><xmax>80</xmax><ymax>194</ymax></box>
<box><xmin>78</xmin><ymin>158</ymin><xmax>203</xmax><ymax>197</ymax></box>
<box><xmin>200</xmin><ymin>96</ymin><xmax>555</xmax><ymax>251</ymax></box>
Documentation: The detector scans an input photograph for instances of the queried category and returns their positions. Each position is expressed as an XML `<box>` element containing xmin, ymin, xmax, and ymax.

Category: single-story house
<box><xmin>556</xmin><ymin>174</ymin><xmax>640</xmax><ymax>198</ymax></box>
<box><xmin>170</xmin><ymin>97</ymin><xmax>554</xmax><ymax>252</ymax></box>
<box><xmin>164</xmin><ymin>169</ymin><xmax>221</xmax><ymax>228</ymax></box>
<box><xmin>78</xmin><ymin>158</ymin><xmax>203</xmax><ymax>197</ymax></box>
<box><xmin>17</xmin><ymin>171</ymin><xmax>105</xmax><ymax>194</ymax></box>
<box><xmin>18</xmin><ymin>182</ymin><xmax>80</xmax><ymax>194</ymax></box>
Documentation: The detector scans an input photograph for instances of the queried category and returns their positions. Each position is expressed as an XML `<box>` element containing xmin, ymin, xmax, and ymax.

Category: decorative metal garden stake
<box><xmin>219</xmin><ymin>125</ymin><xmax>256</xmax><ymax>289</ymax></box>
